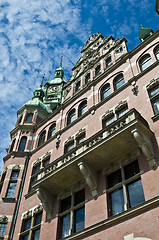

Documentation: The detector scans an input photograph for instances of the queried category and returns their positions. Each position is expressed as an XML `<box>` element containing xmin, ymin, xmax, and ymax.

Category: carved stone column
<box><xmin>78</xmin><ymin>162</ymin><xmax>98</xmax><ymax>199</ymax></box>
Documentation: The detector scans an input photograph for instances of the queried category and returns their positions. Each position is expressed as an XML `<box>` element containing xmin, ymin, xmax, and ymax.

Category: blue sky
<box><xmin>0</xmin><ymin>0</ymin><xmax>158</xmax><ymax>172</ymax></box>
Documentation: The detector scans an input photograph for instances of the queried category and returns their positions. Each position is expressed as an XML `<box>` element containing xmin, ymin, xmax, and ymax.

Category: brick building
<box><xmin>0</xmin><ymin>27</ymin><xmax>159</xmax><ymax>240</ymax></box>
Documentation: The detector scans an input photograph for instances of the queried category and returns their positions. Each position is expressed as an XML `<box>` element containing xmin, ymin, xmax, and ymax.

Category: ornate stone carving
<box><xmin>131</xmin><ymin>129</ymin><xmax>157</xmax><ymax>169</ymax></box>
<box><xmin>34</xmin><ymin>204</ymin><xmax>43</xmax><ymax>213</ymax></box>
<box><xmin>115</xmin><ymin>100</ymin><xmax>127</xmax><ymax>111</ymax></box>
<box><xmin>12</xmin><ymin>165</ymin><xmax>21</xmax><ymax>170</ymax></box>
<box><xmin>78</xmin><ymin>162</ymin><xmax>98</xmax><ymax>199</ymax></box>
<box><xmin>102</xmin><ymin>110</ymin><xmax>114</xmax><ymax>120</ymax></box>
<box><xmin>146</xmin><ymin>77</ymin><xmax>159</xmax><ymax>90</ymax></box>
<box><xmin>84</xmin><ymin>33</ymin><xmax>100</xmax><ymax>48</ymax></box>
<box><xmin>0</xmin><ymin>215</ymin><xmax>8</xmax><ymax>223</ymax></box>
<box><xmin>33</xmin><ymin>158</ymin><xmax>41</xmax><ymax>166</ymax></box>
<box><xmin>75</xmin><ymin>128</ymin><xmax>86</xmax><ymax>138</ymax></box>
<box><xmin>36</xmin><ymin>187</ymin><xmax>53</xmax><ymax>220</ymax></box>
<box><xmin>23</xmin><ymin>210</ymin><xmax>32</xmax><ymax>219</ymax></box>
<box><xmin>65</xmin><ymin>136</ymin><xmax>74</xmax><ymax>145</ymax></box>
<box><xmin>63</xmin><ymin>86</ymin><xmax>71</xmax><ymax>100</ymax></box>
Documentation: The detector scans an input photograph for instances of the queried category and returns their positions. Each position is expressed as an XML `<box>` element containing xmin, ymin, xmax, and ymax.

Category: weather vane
<box><xmin>60</xmin><ymin>56</ymin><xmax>63</xmax><ymax>68</ymax></box>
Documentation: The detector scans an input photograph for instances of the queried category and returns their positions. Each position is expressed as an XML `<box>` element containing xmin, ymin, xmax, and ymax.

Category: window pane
<box><xmin>43</xmin><ymin>158</ymin><xmax>50</xmax><ymax>168</ymax></box>
<box><xmin>23</xmin><ymin>218</ymin><xmax>32</xmax><ymax>231</ymax></box>
<box><xmin>103</xmin><ymin>115</ymin><xmax>115</xmax><ymax>127</ymax></box>
<box><xmin>75</xmin><ymin>189</ymin><xmax>85</xmax><ymax>205</ymax></box>
<box><xmin>32</xmin><ymin>228</ymin><xmax>40</xmax><ymax>240</ymax></box>
<box><xmin>11</xmin><ymin>171</ymin><xmax>19</xmax><ymax>180</ymax></box>
<box><xmin>95</xmin><ymin>65</ymin><xmax>101</xmax><ymax>75</ymax></box>
<box><xmin>74</xmin><ymin>207</ymin><xmax>85</xmax><ymax>233</ymax></box>
<box><xmin>114</xmin><ymin>75</ymin><xmax>125</xmax><ymax>90</ymax></box>
<box><xmin>34</xmin><ymin>212</ymin><xmax>42</xmax><ymax>226</ymax></box>
<box><xmin>140</xmin><ymin>55</ymin><xmax>153</xmax><ymax>71</ymax></box>
<box><xmin>153</xmin><ymin>98</ymin><xmax>159</xmax><ymax>114</ymax></box>
<box><xmin>65</xmin><ymin>142</ymin><xmax>74</xmax><ymax>153</ymax></box>
<box><xmin>85</xmin><ymin>73</ymin><xmax>90</xmax><ymax>84</ymax></box>
<box><xmin>76</xmin><ymin>135</ymin><xmax>85</xmax><ymax>145</ymax></box>
<box><xmin>101</xmin><ymin>85</ymin><xmax>111</xmax><ymax>101</ymax></box>
<box><xmin>149</xmin><ymin>86</ymin><xmax>159</xmax><ymax>98</ymax></box>
<box><xmin>67</xmin><ymin>109</ymin><xmax>75</xmax><ymax>125</ymax></box>
<box><xmin>110</xmin><ymin>188</ymin><xmax>124</xmax><ymax>216</ymax></box>
<box><xmin>106</xmin><ymin>57</ymin><xmax>112</xmax><ymax>67</ymax></box>
<box><xmin>22</xmin><ymin>234</ymin><xmax>29</xmax><ymax>240</ymax></box>
<box><xmin>61</xmin><ymin>196</ymin><xmax>71</xmax><ymax>212</ymax></box>
<box><xmin>75</xmin><ymin>81</ymin><xmax>80</xmax><ymax>91</ymax></box>
<box><xmin>124</xmin><ymin>160</ymin><xmax>140</xmax><ymax>180</ymax></box>
<box><xmin>78</xmin><ymin>101</ymin><xmax>87</xmax><ymax>117</ymax></box>
<box><xmin>155</xmin><ymin>48</ymin><xmax>159</xmax><ymax>60</ymax></box>
<box><xmin>26</xmin><ymin>113</ymin><xmax>33</xmax><ymax>122</ymax></box>
<box><xmin>6</xmin><ymin>182</ymin><xmax>17</xmax><ymax>198</ymax></box>
<box><xmin>108</xmin><ymin>170</ymin><xmax>122</xmax><ymax>188</ymax></box>
<box><xmin>32</xmin><ymin>165</ymin><xmax>41</xmax><ymax>175</ymax></box>
<box><xmin>117</xmin><ymin>107</ymin><xmax>128</xmax><ymax>118</ymax></box>
<box><xmin>127</xmin><ymin>179</ymin><xmax>145</xmax><ymax>208</ymax></box>
<box><xmin>48</xmin><ymin>124</ymin><xmax>56</xmax><ymax>139</ymax></box>
<box><xmin>0</xmin><ymin>223</ymin><xmax>7</xmax><ymax>237</ymax></box>
<box><xmin>61</xmin><ymin>214</ymin><xmax>70</xmax><ymax>238</ymax></box>
<box><xmin>18</xmin><ymin>137</ymin><xmax>27</xmax><ymax>152</ymax></box>
<box><xmin>38</xmin><ymin>131</ymin><xmax>46</xmax><ymax>147</ymax></box>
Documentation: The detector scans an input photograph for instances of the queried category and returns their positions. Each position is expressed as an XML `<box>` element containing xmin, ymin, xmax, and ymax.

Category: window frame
<box><xmin>75</xmin><ymin>81</ymin><xmax>81</xmax><ymax>92</ymax></box>
<box><xmin>0</xmin><ymin>223</ymin><xmax>7</xmax><ymax>239</ymax></box>
<box><xmin>113</xmin><ymin>74</ymin><xmax>125</xmax><ymax>91</ymax></box>
<box><xmin>6</xmin><ymin>170</ymin><xmax>19</xmax><ymax>199</ymax></box>
<box><xmin>100</xmin><ymin>84</ymin><xmax>111</xmax><ymax>101</ymax></box>
<box><xmin>38</xmin><ymin>131</ymin><xmax>46</xmax><ymax>147</ymax></box>
<box><xmin>105</xmin><ymin>56</ymin><xmax>112</xmax><ymax>68</ymax></box>
<box><xmin>25</xmin><ymin>113</ymin><xmax>33</xmax><ymax>123</ymax></box>
<box><xmin>139</xmin><ymin>54</ymin><xmax>153</xmax><ymax>72</ymax></box>
<box><xmin>48</xmin><ymin>123</ymin><xmax>56</xmax><ymax>140</ymax></box>
<box><xmin>19</xmin><ymin>211</ymin><xmax>43</xmax><ymax>240</ymax></box>
<box><xmin>154</xmin><ymin>45</ymin><xmax>159</xmax><ymax>60</ymax></box>
<box><xmin>78</xmin><ymin>100</ymin><xmax>87</xmax><ymax>117</ymax></box>
<box><xmin>107</xmin><ymin>160</ymin><xmax>145</xmax><ymax>217</ymax></box>
<box><xmin>95</xmin><ymin>64</ymin><xmax>101</xmax><ymax>76</ymax></box>
<box><xmin>18</xmin><ymin>136</ymin><xmax>27</xmax><ymax>152</ymax></box>
<box><xmin>58</xmin><ymin>189</ymin><xmax>85</xmax><ymax>239</ymax></box>
<box><xmin>67</xmin><ymin>109</ymin><xmax>76</xmax><ymax>126</ymax></box>
<box><xmin>85</xmin><ymin>73</ymin><xmax>91</xmax><ymax>84</ymax></box>
<box><xmin>148</xmin><ymin>85</ymin><xmax>159</xmax><ymax>115</ymax></box>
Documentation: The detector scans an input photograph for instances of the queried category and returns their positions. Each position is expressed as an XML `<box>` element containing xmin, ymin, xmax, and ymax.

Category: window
<box><xmin>58</xmin><ymin>189</ymin><xmax>85</xmax><ymax>238</ymax></box>
<box><xmin>113</xmin><ymin>74</ymin><xmax>125</xmax><ymax>91</ymax></box>
<box><xmin>17</xmin><ymin>115</ymin><xmax>23</xmax><ymax>125</ymax></box>
<box><xmin>25</xmin><ymin>113</ymin><xmax>33</xmax><ymax>123</ymax></box>
<box><xmin>6</xmin><ymin>170</ymin><xmax>19</xmax><ymax>198</ymax></box>
<box><xmin>48</xmin><ymin>123</ymin><xmax>56</xmax><ymax>140</ymax></box>
<box><xmin>76</xmin><ymin>134</ymin><xmax>85</xmax><ymax>145</ymax></box>
<box><xmin>20</xmin><ymin>212</ymin><xmax>42</xmax><ymax>240</ymax></box>
<box><xmin>101</xmin><ymin>84</ymin><xmax>111</xmax><ymax>101</ymax></box>
<box><xmin>64</xmin><ymin>141</ymin><xmax>74</xmax><ymax>154</ymax></box>
<box><xmin>154</xmin><ymin>45</ymin><xmax>159</xmax><ymax>60</ymax></box>
<box><xmin>67</xmin><ymin>109</ymin><xmax>76</xmax><ymax>126</ymax></box>
<box><xmin>0</xmin><ymin>171</ymin><xmax>7</xmax><ymax>194</ymax></box>
<box><xmin>38</xmin><ymin>131</ymin><xmax>46</xmax><ymax>147</ymax></box>
<box><xmin>116</xmin><ymin>106</ymin><xmax>128</xmax><ymax>118</ymax></box>
<box><xmin>18</xmin><ymin>137</ymin><xmax>27</xmax><ymax>152</ymax></box>
<box><xmin>10</xmin><ymin>139</ymin><xmax>16</xmax><ymax>153</ymax></box>
<box><xmin>85</xmin><ymin>73</ymin><xmax>91</xmax><ymax>84</ymax></box>
<box><xmin>75</xmin><ymin>81</ymin><xmax>81</xmax><ymax>92</ymax></box>
<box><xmin>105</xmin><ymin>56</ymin><xmax>112</xmax><ymax>68</ymax></box>
<box><xmin>107</xmin><ymin>160</ymin><xmax>145</xmax><ymax>217</ymax></box>
<box><xmin>139</xmin><ymin>54</ymin><xmax>153</xmax><ymax>72</ymax></box>
<box><xmin>78</xmin><ymin>100</ymin><xmax>87</xmax><ymax>117</ymax></box>
<box><xmin>148</xmin><ymin>85</ymin><xmax>159</xmax><ymax>115</ymax></box>
<box><xmin>0</xmin><ymin>223</ymin><xmax>7</xmax><ymax>239</ymax></box>
<box><xmin>103</xmin><ymin>115</ymin><xmax>115</xmax><ymax>128</ymax></box>
<box><xmin>95</xmin><ymin>65</ymin><xmax>101</xmax><ymax>76</ymax></box>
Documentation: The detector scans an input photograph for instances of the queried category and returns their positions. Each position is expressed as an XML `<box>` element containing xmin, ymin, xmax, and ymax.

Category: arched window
<box><xmin>67</xmin><ymin>109</ymin><xmax>76</xmax><ymax>125</ymax></box>
<box><xmin>105</xmin><ymin>56</ymin><xmax>112</xmax><ymax>68</ymax></box>
<box><xmin>25</xmin><ymin>113</ymin><xmax>33</xmax><ymax>122</ymax></box>
<box><xmin>101</xmin><ymin>84</ymin><xmax>111</xmax><ymax>101</ymax></box>
<box><xmin>113</xmin><ymin>74</ymin><xmax>125</xmax><ymax>91</ymax></box>
<box><xmin>154</xmin><ymin>45</ymin><xmax>159</xmax><ymax>60</ymax></box>
<box><xmin>78</xmin><ymin>100</ymin><xmax>87</xmax><ymax>117</ymax></box>
<box><xmin>139</xmin><ymin>54</ymin><xmax>153</xmax><ymax>72</ymax></box>
<box><xmin>10</xmin><ymin>139</ymin><xmax>16</xmax><ymax>153</ymax></box>
<box><xmin>48</xmin><ymin>123</ymin><xmax>56</xmax><ymax>140</ymax></box>
<box><xmin>38</xmin><ymin>131</ymin><xmax>46</xmax><ymax>147</ymax></box>
<box><xmin>18</xmin><ymin>136</ymin><xmax>27</xmax><ymax>152</ymax></box>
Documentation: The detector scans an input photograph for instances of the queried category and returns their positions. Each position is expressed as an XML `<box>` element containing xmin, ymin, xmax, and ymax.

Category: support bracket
<box><xmin>78</xmin><ymin>162</ymin><xmax>98</xmax><ymax>199</ymax></box>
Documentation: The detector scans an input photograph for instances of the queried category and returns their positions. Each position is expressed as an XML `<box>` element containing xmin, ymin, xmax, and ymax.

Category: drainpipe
<box><xmin>10</xmin><ymin>130</ymin><xmax>35</xmax><ymax>240</ymax></box>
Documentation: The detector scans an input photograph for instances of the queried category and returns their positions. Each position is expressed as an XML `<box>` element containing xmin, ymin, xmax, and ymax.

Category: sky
<box><xmin>0</xmin><ymin>0</ymin><xmax>158</xmax><ymax>172</ymax></box>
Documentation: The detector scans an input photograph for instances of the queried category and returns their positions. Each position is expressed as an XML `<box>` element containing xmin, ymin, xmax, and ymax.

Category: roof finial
<box><xmin>60</xmin><ymin>56</ymin><xmax>63</xmax><ymax>68</ymax></box>
<box><xmin>40</xmin><ymin>73</ymin><xmax>45</xmax><ymax>88</ymax></box>
<box><xmin>141</xmin><ymin>24</ymin><xmax>143</xmax><ymax>29</ymax></box>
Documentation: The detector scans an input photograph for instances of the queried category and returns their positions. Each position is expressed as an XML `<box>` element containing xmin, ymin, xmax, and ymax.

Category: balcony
<box><xmin>33</xmin><ymin>109</ymin><xmax>157</xmax><ymax>217</ymax></box>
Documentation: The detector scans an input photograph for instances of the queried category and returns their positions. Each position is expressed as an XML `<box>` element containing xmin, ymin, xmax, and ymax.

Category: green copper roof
<box><xmin>25</xmin><ymin>99</ymin><xmax>49</xmax><ymax>112</ymax></box>
<box><xmin>139</xmin><ymin>26</ymin><xmax>154</xmax><ymax>42</ymax></box>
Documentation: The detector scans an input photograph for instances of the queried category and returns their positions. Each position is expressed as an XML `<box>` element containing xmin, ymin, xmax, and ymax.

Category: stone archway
<box><xmin>124</xmin><ymin>233</ymin><xmax>152</xmax><ymax>240</ymax></box>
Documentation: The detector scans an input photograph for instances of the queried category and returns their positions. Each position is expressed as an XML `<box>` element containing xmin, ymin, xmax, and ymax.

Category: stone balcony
<box><xmin>33</xmin><ymin>108</ymin><xmax>157</xmax><ymax>218</ymax></box>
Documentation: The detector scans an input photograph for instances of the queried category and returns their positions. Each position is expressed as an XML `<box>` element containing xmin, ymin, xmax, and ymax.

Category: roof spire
<box><xmin>60</xmin><ymin>56</ymin><xmax>63</xmax><ymax>68</ymax></box>
<box><xmin>40</xmin><ymin>73</ymin><xmax>45</xmax><ymax>88</ymax></box>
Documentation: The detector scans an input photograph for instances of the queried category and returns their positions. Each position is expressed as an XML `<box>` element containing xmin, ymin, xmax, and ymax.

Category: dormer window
<box><xmin>75</xmin><ymin>81</ymin><xmax>80</xmax><ymax>92</ymax></box>
<box><xmin>95</xmin><ymin>65</ymin><xmax>101</xmax><ymax>76</ymax></box>
<box><xmin>85</xmin><ymin>73</ymin><xmax>91</xmax><ymax>84</ymax></box>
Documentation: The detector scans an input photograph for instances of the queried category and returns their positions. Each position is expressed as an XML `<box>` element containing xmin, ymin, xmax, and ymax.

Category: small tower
<box><xmin>139</xmin><ymin>25</ymin><xmax>154</xmax><ymax>42</ymax></box>
<box><xmin>44</xmin><ymin>57</ymin><xmax>66</xmax><ymax>111</ymax></box>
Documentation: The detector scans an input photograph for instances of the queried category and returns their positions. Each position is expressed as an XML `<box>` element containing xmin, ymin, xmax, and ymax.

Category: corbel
<box><xmin>78</xmin><ymin>162</ymin><xmax>98</xmax><ymax>199</ymax></box>
<box><xmin>36</xmin><ymin>187</ymin><xmax>53</xmax><ymax>220</ymax></box>
<box><xmin>131</xmin><ymin>128</ymin><xmax>157</xmax><ymax>169</ymax></box>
